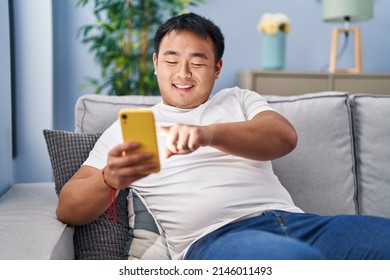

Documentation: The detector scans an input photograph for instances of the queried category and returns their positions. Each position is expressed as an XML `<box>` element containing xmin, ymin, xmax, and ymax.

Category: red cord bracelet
<box><xmin>102</xmin><ymin>167</ymin><xmax>117</xmax><ymax>224</ymax></box>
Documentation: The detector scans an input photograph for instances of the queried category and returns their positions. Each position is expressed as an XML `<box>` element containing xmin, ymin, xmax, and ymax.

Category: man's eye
<box><xmin>192</xmin><ymin>63</ymin><xmax>205</xmax><ymax>67</ymax></box>
<box><xmin>166</xmin><ymin>61</ymin><xmax>177</xmax><ymax>65</ymax></box>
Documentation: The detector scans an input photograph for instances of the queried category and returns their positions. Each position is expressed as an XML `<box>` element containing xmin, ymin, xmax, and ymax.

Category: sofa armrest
<box><xmin>0</xmin><ymin>183</ymin><xmax>75</xmax><ymax>259</ymax></box>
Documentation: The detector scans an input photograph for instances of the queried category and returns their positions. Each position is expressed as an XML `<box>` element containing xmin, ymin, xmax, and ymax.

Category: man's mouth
<box><xmin>173</xmin><ymin>84</ymin><xmax>194</xmax><ymax>90</ymax></box>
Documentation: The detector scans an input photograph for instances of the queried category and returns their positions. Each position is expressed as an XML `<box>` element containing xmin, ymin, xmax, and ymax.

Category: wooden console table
<box><xmin>238</xmin><ymin>71</ymin><xmax>390</xmax><ymax>96</ymax></box>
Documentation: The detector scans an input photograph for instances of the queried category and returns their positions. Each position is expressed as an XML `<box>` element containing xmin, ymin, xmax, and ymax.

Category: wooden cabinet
<box><xmin>238</xmin><ymin>71</ymin><xmax>390</xmax><ymax>96</ymax></box>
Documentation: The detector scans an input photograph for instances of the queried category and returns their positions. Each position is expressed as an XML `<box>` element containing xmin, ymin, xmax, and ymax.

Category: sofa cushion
<box><xmin>43</xmin><ymin>129</ymin><xmax>170</xmax><ymax>259</ymax></box>
<box><xmin>0</xmin><ymin>183</ymin><xmax>74</xmax><ymax>260</ymax></box>
<box><xmin>75</xmin><ymin>94</ymin><xmax>162</xmax><ymax>133</ymax></box>
<box><xmin>266</xmin><ymin>92</ymin><xmax>357</xmax><ymax>215</ymax></box>
<box><xmin>349</xmin><ymin>95</ymin><xmax>390</xmax><ymax>218</ymax></box>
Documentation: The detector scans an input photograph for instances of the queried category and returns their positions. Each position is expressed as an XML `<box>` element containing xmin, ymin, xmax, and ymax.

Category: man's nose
<box><xmin>177</xmin><ymin>63</ymin><xmax>192</xmax><ymax>79</ymax></box>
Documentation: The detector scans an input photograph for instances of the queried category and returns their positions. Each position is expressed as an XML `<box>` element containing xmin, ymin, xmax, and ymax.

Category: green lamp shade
<box><xmin>323</xmin><ymin>0</ymin><xmax>373</xmax><ymax>22</ymax></box>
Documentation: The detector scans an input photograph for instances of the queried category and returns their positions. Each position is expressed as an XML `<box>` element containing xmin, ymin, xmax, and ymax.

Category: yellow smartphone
<box><xmin>118</xmin><ymin>108</ymin><xmax>160</xmax><ymax>173</ymax></box>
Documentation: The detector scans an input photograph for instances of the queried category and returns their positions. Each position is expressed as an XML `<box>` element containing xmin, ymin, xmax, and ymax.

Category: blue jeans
<box><xmin>184</xmin><ymin>211</ymin><xmax>390</xmax><ymax>260</ymax></box>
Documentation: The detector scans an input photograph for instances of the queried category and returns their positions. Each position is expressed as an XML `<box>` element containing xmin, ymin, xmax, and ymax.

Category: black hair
<box><xmin>154</xmin><ymin>13</ymin><xmax>225</xmax><ymax>63</ymax></box>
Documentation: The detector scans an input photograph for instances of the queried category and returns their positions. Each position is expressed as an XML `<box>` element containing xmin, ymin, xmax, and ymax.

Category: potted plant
<box><xmin>77</xmin><ymin>0</ymin><xmax>205</xmax><ymax>96</ymax></box>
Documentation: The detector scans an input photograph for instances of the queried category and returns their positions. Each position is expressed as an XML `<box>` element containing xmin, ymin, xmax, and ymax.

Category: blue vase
<box><xmin>261</xmin><ymin>32</ymin><xmax>285</xmax><ymax>70</ymax></box>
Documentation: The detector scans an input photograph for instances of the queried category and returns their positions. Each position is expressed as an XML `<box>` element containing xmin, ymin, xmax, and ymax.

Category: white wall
<box><xmin>12</xmin><ymin>0</ymin><xmax>53</xmax><ymax>183</ymax></box>
<box><xmin>0</xmin><ymin>0</ymin><xmax>13</xmax><ymax>195</ymax></box>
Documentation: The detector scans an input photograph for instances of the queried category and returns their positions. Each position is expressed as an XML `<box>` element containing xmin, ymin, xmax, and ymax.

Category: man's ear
<box><xmin>153</xmin><ymin>53</ymin><xmax>158</xmax><ymax>74</ymax></box>
<box><xmin>214</xmin><ymin>59</ymin><xmax>223</xmax><ymax>79</ymax></box>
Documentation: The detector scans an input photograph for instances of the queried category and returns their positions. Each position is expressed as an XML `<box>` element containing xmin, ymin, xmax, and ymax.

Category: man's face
<box><xmin>153</xmin><ymin>30</ymin><xmax>222</xmax><ymax>109</ymax></box>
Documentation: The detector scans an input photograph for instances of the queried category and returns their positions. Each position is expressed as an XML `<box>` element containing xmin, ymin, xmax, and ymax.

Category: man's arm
<box><xmin>159</xmin><ymin>110</ymin><xmax>297</xmax><ymax>161</ymax></box>
<box><xmin>56</xmin><ymin>142</ymin><xmax>158</xmax><ymax>225</ymax></box>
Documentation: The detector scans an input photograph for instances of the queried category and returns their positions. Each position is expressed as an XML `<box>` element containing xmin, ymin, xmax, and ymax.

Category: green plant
<box><xmin>77</xmin><ymin>0</ymin><xmax>205</xmax><ymax>96</ymax></box>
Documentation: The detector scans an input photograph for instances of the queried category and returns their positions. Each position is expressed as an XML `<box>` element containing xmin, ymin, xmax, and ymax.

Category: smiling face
<box><xmin>153</xmin><ymin>30</ymin><xmax>223</xmax><ymax>109</ymax></box>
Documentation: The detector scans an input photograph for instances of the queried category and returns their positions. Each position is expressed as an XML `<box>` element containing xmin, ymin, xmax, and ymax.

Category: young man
<box><xmin>56</xmin><ymin>13</ymin><xmax>390</xmax><ymax>260</ymax></box>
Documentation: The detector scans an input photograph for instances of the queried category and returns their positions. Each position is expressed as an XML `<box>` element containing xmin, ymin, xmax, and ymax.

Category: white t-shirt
<box><xmin>83</xmin><ymin>87</ymin><xmax>303</xmax><ymax>259</ymax></box>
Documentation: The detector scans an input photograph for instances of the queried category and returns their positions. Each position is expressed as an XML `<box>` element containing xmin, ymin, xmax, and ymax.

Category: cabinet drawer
<box><xmin>334</xmin><ymin>77</ymin><xmax>390</xmax><ymax>95</ymax></box>
<box><xmin>255</xmin><ymin>76</ymin><xmax>328</xmax><ymax>95</ymax></box>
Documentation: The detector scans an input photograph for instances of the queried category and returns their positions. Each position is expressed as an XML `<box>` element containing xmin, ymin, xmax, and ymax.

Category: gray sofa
<box><xmin>1</xmin><ymin>90</ymin><xmax>389</xmax><ymax>259</ymax></box>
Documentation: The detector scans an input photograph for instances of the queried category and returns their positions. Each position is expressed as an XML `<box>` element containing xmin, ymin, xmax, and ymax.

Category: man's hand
<box><xmin>57</xmin><ymin>142</ymin><xmax>158</xmax><ymax>225</ymax></box>
<box><xmin>157</xmin><ymin>124</ymin><xmax>213</xmax><ymax>158</ymax></box>
<box><xmin>103</xmin><ymin>141</ymin><xmax>158</xmax><ymax>189</ymax></box>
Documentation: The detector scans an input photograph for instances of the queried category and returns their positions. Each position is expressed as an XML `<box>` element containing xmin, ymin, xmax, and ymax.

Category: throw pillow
<box><xmin>43</xmin><ymin>129</ymin><xmax>101</xmax><ymax>195</ymax></box>
<box><xmin>123</xmin><ymin>190</ymin><xmax>171</xmax><ymax>260</ymax></box>
<box><xmin>43</xmin><ymin>129</ymin><xmax>170</xmax><ymax>259</ymax></box>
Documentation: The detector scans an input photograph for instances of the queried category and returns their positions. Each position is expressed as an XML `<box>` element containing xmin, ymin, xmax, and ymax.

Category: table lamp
<box><xmin>322</xmin><ymin>0</ymin><xmax>373</xmax><ymax>73</ymax></box>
